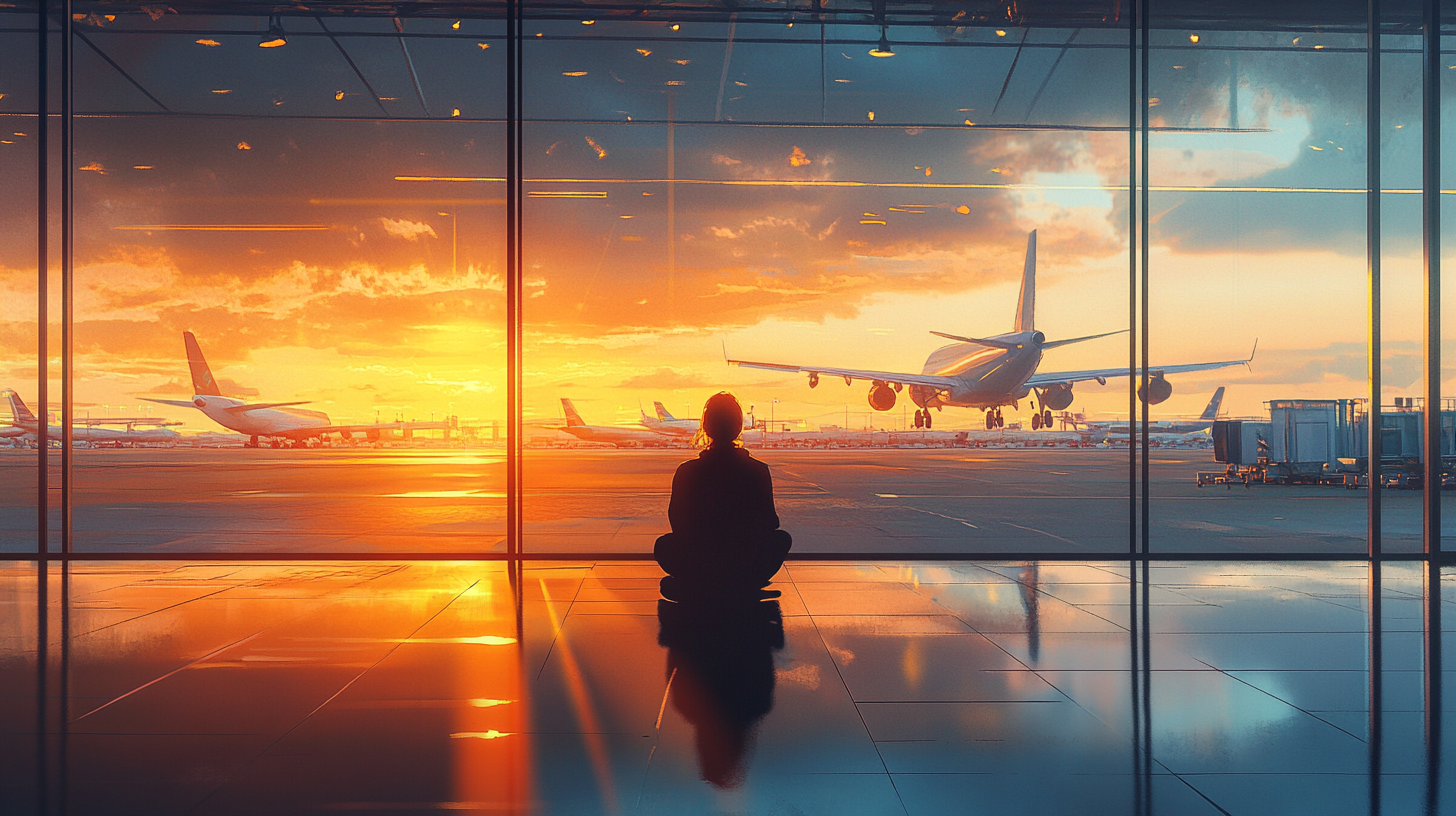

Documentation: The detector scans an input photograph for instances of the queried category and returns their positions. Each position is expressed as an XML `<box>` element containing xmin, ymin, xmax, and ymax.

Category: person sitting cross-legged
<box><xmin>655</xmin><ymin>392</ymin><xmax>792</xmax><ymax>602</ymax></box>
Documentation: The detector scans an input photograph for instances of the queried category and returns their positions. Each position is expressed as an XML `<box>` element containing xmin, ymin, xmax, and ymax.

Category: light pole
<box><xmin>771</xmin><ymin>398</ymin><xmax>779</xmax><ymax>434</ymax></box>
<box><xmin>438</xmin><ymin>211</ymin><xmax>457</xmax><ymax>275</ymax></box>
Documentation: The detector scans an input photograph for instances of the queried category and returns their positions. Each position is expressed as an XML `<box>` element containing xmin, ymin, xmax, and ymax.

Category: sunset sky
<box><xmin>1</xmin><ymin>14</ymin><xmax>1454</xmax><ymax>433</ymax></box>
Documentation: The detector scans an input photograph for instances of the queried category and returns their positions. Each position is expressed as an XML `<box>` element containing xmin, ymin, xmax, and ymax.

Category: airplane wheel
<box><xmin>1043</xmin><ymin>409</ymin><xmax>1053</xmax><ymax>428</ymax></box>
<box><xmin>984</xmin><ymin>412</ymin><xmax>994</xmax><ymax>431</ymax></box>
<box><xmin>995</xmin><ymin>412</ymin><xmax>1004</xmax><ymax>429</ymax></box>
<box><xmin>1031</xmin><ymin>414</ymin><xmax>1042</xmax><ymax>430</ymax></box>
<box><xmin>925</xmin><ymin>411</ymin><xmax>932</xmax><ymax>430</ymax></box>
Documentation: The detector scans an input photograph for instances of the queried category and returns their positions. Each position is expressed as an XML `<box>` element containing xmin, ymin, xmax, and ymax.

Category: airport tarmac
<box><xmin>0</xmin><ymin>447</ymin><xmax>1448</xmax><ymax>555</ymax></box>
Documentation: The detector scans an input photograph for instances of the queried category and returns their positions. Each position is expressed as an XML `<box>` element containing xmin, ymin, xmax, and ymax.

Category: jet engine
<box><xmin>1039</xmin><ymin>383</ymin><xmax>1074</xmax><ymax>411</ymax></box>
<box><xmin>868</xmin><ymin>381</ymin><xmax>897</xmax><ymax>411</ymax></box>
<box><xmin>1137</xmin><ymin>372</ymin><xmax>1172</xmax><ymax>405</ymax></box>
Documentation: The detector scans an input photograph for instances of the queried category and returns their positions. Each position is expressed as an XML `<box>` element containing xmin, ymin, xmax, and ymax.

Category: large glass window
<box><xmin>0</xmin><ymin>3</ymin><xmax>1452</xmax><ymax>559</ymax></box>
<box><xmin>63</xmin><ymin>12</ymin><xmax>507</xmax><ymax>553</ymax></box>
<box><xmin>0</xmin><ymin>8</ymin><xmax>42</xmax><ymax>554</ymax></box>
<box><xmin>520</xmin><ymin>15</ymin><xmax>1133</xmax><ymax>554</ymax></box>
<box><xmin>1145</xmin><ymin>12</ymin><xmax>1372</xmax><ymax>554</ymax></box>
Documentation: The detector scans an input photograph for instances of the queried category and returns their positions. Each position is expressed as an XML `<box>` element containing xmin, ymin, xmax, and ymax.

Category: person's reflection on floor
<box><xmin>655</xmin><ymin>392</ymin><xmax>792</xmax><ymax>601</ymax></box>
<box><xmin>657</xmin><ymin>597</ymin><xmax>785</xmax><ymax>788</ymax></box>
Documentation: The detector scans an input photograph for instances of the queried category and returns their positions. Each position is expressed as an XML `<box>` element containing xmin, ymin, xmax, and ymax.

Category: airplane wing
<box><xmin>727</xmin><ymin>356</ymin><xmax>963</xmax><ymax>390</ymax></box>
<box><xmin>1026</xmin><ymin>344</ymin><xmax>1255</xmax><ymax>387</ymax></box>
<box><xmin>144</xmin><ymin>398</ymin><xmax>199</xmax><ymax>408</ymax></box>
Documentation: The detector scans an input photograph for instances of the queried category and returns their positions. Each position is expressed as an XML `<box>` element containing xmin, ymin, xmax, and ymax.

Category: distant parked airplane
<box><xmin>729</xmin><ymin>231</ymin><xmax>1254</xmax><ymax>432</ymax></box>
<box><xmin>145</xmin><ymin>331</ymin><xmax>404</xmax><ymax>448</ymax></box>
<box><xmin>3</xmin><ymin>390</ymin><xmax>181</xmax><ymax>446</ymax></box>
<box><xmin>639</xmin><ymin>400</ymin><xmax>755</xmax><ymax>437</ymax></box>
<box><xmin>560</xmin><ymin>398</ymin><xmax>668</xmax><ymax>446</ymax></box>
<box><xmin>1061</xmin><ymin>386</ymin><xmax>1229</xmax><ymax>436</ymax></box>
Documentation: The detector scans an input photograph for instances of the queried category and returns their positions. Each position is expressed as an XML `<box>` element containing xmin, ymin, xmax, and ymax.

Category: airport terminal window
<box><xmin>0</xmin><ymin>6</ymin><xmax>42</xmax><ymax>554</ymax></box>
<box><xmin>519</xmin><ymin>14</ymin><xmax>1136</xmax><ymax>555</ymax></box>
<box><xmin>1143</xmin><ymin>12</ymin><xmax>1376</xmax><ymax>554</ymax></box>
<box><xmin>50</xmin><ymin>11</ymin><xmax>509</xmax><ymax>553</ymax></box>
<box><xmin>1</xmin><ymin>2</ymin><xmax>1452</xmax><ymax>558</ymax></box>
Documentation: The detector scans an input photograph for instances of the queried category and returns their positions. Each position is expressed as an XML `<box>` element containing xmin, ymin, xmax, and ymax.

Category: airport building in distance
<box><xmin>0</xmin><ymin>2</ymin><xmax>1450</xmax><ymax>814</ymax></box>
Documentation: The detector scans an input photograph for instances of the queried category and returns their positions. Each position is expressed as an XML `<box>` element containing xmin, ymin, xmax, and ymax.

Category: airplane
<box><xmin>144</xmin><ymin>331</ymin><xmax>405</xmax><ymax>448</ymax></box>
<box><xmin>639</xmin><ymin>400</ymin><xmax>756</xmax><ymax>437</ymax></box>
<box><xmin>561</xmin><ymin>398</ymin><xmax>670</xmax><ymax>446</ymax></box>
<box><xmin>640</xmin><ymin>401</ymin><xmax>701</xmax><ymax>437</ymax></box>
<box><xmin>1060</xmin><ymin>386</ymin><xmax>1227</xmax><ymax>436</ymax></box>
<box><xmin>727</xmin><ymin>230</ymin><xmax>1254</xmax><ymax>432</ymax></box>
<box><xmin>3</xmin><ymin>391</ymin><xmax>182</xmax><ymax>446</ymax></box>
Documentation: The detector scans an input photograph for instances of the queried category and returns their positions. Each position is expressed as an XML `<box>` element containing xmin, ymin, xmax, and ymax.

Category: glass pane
<box><xmin>68</xmin><ymin>12</ymin><xmax>507</xmax><ymax>554</ymax></box>
<box><xmin>1146</xmin><ymin>12</ymin><xmax>1370</xmax><ymax>554</ymax></box>
<box><xmin>521</xmin><ymin>16</ymin><xmax>1131</xmax><ymax>554</ymax></box>
<box><xmin>0</xmin><ymin>12</ymin><xmax>42</xmax><ymax>554</ymax></box>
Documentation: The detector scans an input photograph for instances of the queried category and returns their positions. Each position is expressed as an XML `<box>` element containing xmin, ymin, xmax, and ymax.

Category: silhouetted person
<box><xmin>656</xmin><ymin>392</ymin><xmax>792</xmax><ymax>601</ymax></box>
<box><xmin>657</xmin><ymin>598</ymin><xmax>784</xmax><ymax>788</ymax></box>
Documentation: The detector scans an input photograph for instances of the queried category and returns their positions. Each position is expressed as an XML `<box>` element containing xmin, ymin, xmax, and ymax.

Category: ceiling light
<box><xmin>869</xmin><ymin>29</ymin><xmax>895</xmax><ymax>57</ymax></box>
<box><xmin>259</xmin><ymin>15</ymin><xmax>286</xmax><ymax>48</ymax></box>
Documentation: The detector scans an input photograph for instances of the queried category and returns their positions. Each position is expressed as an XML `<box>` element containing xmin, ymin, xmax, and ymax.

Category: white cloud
<box><xmin>378</xmin><ymin>218</ymin><xmax>438</xmax><ymax>241</ymax></box>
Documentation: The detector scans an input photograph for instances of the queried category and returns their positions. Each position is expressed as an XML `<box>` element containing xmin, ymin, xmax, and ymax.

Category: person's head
<box><xmin>701</xmin><ymin>392</ymin><xmax>743</xmax><ymax>448</ymax></box>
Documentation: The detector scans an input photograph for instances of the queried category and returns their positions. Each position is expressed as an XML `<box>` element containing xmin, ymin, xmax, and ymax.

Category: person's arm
<box><xmin>667</xmin><ymin>462</ymin><xmax>689</xmax><ymax>534</ymax></box>
<box><xmin>755</xmin><ymin>460</ymin><xmax>781</xmax><ymax>531</ymax></box>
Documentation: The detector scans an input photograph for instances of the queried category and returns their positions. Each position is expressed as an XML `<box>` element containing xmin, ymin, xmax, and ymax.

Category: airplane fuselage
<box><xmin>191</xmin><ymin>395</ymin><xmax>332</xmax><ymax>438</ymax></box>
<box><xmin>641</xmin><ymin>417</ymin><xmax>699</xmax><ymax>436</ymax></box>
<box><xmin>909</xmin><ymin>331</ymin><xmax>1045</xmax><ymax>410</ymax></box>
<box><xmin>562</xmin><ymin>425</ymin><xmax>666</xmax><ymax>445</ymax></box>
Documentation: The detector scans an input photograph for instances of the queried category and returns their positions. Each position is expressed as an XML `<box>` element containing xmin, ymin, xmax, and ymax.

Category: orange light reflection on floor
<box><xmin>451</xmin><ymin>572</ymin><xmax>534</xmax><ymax>813</ymax></box>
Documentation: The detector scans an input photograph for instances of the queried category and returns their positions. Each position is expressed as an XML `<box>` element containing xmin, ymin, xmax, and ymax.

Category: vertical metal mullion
<box><xmin>1127</xmin><ymin>0</ymin><xmax>1138</xmax><ymax>558</ymax></box>
<box><xmin>1139</xmin><ymin>0</ymin><xmax>1151</xmax><ymax>557</ymax></box>
<box><xmin>1369</xmin><ymin>0</ymin><xmax>1383</xmax><ymax>560</ymax></box>
<box><xmin>505</xmin><ymin>0</ymin><xmax>522</xmax><ymax>558</ymax></box>
<box><xmin>1420</xmin><ymin>3</ymin><xmax>1442</xmax><ymax>809</ymax></box>
<box><xmin>1423</xmin><ymin>1</ymin><xmax>1441</xmax><ymax>558</ymax></box>
<box><xmin>37</xmin><ymin>1</ymin><xmax>48</xmax><ymax>557</ymax></box>
<box><xmin>60</xmin><ymin>0</ymin><xmax>71</xmax><ymax>556</ymax></box>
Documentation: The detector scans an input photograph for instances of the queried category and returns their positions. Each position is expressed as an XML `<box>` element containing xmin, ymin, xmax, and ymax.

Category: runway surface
<box><xmin>0</xmin><ymin>447</ymin><xmax>1447</xmax><ymax>554</ymax></box>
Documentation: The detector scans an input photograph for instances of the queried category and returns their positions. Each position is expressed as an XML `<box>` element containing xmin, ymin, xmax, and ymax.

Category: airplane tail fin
<box><xmin>1200</xmin><ymin>386</ymin><xmax>1227</xmax><ymax>420</ymax></box>
<box><xmin>561</xmin><ymin>398</ymin><xmax>586</xmax><ymax>428</ymax></box>
<box><xmin>4</xmin><ymin>390</ymin><xmax>37</xmax><ymax>424</ymax></box>
<box><xmin>183</xmin><ymin>331</ymin><xmax>223</xmax><ymax>397</ymax></box>
<box><xmin>1014</xmin><ymin>230</ymin><xmax>1036</xmax><ymax>333</ymax></box>
<box><xmin>654</xmin><ymin>401</ymin><xmax>676</xmax><ymax>422</ymax></box>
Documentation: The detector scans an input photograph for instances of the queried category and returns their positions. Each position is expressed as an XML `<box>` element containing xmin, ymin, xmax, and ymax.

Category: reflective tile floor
<box><xmin>0</xmin><ymin>560</ymin><xmax>1452</xmax><ymax>815</ymax></box>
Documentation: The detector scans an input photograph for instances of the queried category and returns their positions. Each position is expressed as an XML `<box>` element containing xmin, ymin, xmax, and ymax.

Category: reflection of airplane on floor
<box><xmin>728</xmin><ymin>230</ymin><xmax>1254</xmax><ymax>432</ymax></box>
<box><xmin>561</xmin><ymin>398</ymin><xmax>669</xmax><ymax>445</ymax></box>
<box><xmin>145</xmin><ymin>332</ymin><xmax>409</xmax><ymax>448</ymax></box>
<box><xmin>640</xmin><ymin>400</ymin><xmax>755</xmax><ymax>438</ymax></box>
<box><xmin>3</xmin><ymin>390</ymin><xmax>182</xmax><ymax>446</ymax></box>
<box><xmin>1058</xmin><ymin>386</ymin><xmax>1228</xmax><ymax>436</ymax></box>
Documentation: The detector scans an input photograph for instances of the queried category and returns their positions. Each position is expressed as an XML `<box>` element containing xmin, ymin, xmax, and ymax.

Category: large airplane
<box><xmin>728</xmin><ymin>231</ymin><xmax>1253</xmax><ymax>431</ymax></box>
<box><xmin>145</xmin><ymin>332</ymin><xmax>403</xmax><ymax>448</ymax></box>
<box><xmin>639</xmin><ymin>400</ymin><xmax>755</xmax><ymax>437</ymax></box>
<box><xmin>3</xmin><ymin>390</ymin><xmax>181</xmax><ymax>446</ymax></box>
<box><xmin>560</xmin><ymin>398</ymin><xmax>669</xmax><ymax>446</ymax></box>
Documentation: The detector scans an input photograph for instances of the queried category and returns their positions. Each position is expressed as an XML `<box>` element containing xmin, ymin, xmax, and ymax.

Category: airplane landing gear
<box><xmin>924</xmin><ymin>410</ymin><xmax>932</xmax><ymax>430</ymax></box>
<box><xmin>913</xmin><ymin>409</ymin><xmax>924</xmax><ymax>429</ymax></box>
<box><xmin>1032</xmin><ymin>413</ymin><xmax>1042</xmax><ymax>430</ymax></box>
<box><xmin>984</xmin><ymin>408</ymin><xmax>1004</xmax><ymax>430</ymax></box>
